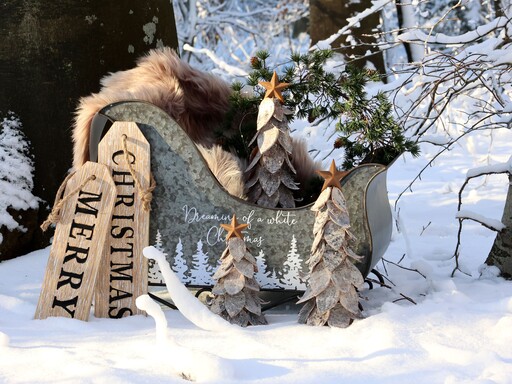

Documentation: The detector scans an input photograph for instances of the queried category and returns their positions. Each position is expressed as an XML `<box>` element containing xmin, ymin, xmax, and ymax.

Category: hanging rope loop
<box><xmin>121</xmin><ymin>134</ymin><xmax>156</xmax><ymax>211</ymax></box>
<box><xmin>41</xmin><ymin>172</ymin><xmax>96</xmax><ymax>232</ymax></box>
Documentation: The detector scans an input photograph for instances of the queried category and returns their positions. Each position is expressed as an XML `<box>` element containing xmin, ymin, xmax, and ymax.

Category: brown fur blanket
<box><xmin>72</xmin><ymin>47</ymin><xmax>319</xmax><ymax>198</ymax></box>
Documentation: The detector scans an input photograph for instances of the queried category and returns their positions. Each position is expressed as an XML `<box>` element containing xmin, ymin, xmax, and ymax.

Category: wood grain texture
<box><xmin>34</xmin><ymin>162</ymin><xmax>116</xmax><ymax>321</ymax></box>
<box><xmin>95</xmin><ymin>122</ymin><xmax>150</xmax><ymax>318</ymax></box>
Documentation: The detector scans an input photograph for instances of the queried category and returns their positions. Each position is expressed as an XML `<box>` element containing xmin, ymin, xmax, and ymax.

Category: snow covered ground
<box><xmin>1</xmin><ymin>124</ymin><xmax>511</xmax><ymax>383</ymax></box>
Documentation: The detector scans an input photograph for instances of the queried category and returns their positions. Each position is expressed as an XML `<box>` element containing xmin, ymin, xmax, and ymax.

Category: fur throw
<box><xmin>73</xmin><ymin>47</ymin><xmax>231</xmax><ymax>169</ymax></box>
<box><xmin>72</xmin><ymin>47</ymin><xmax>320</xmax><ymax>200</ymax></box>
<box><xmin>196</xmin><ymin>145</ymin><xmax>246</xmax><ymax>199</ymax></box>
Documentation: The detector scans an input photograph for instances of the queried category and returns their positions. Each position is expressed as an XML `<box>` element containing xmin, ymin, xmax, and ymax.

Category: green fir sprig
<box><xmin>219</xmin><ymin>50</ymin><xmax>419</xmax><ymax>168</ymax></box>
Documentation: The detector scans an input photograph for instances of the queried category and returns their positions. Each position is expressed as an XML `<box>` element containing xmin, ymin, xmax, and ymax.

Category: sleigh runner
<box><xmin>89</xmin><ymin>101</ymin><xmax>392</xmax><ymax>298</ymax></box>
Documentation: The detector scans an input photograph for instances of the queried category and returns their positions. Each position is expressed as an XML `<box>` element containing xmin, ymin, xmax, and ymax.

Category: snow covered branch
<box><xmin>455</xmin><ymin>210</ymin><xmax>506</xmax><ymax>232</ymax></box>
<box><xmin>391</xmin><ymin>12</ymin><xmax>512</xmax><ymax>210</ymax></box>
<box><xmin>310</xmin><ymin>0</ymin><xmax>394</xmax><ymax>51</ymax></box>
<box><xmin>173</xmin><ymin>0</ymin><xmax>308</xmax><ymax>77</ymax></box>
<box><xmin>397</xmin><ymin>16</ymin><xmax>509</xmax><ymax>46</ymax></box>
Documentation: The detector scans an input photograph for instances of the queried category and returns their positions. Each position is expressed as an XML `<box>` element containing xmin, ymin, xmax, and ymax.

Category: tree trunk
<box><xmin>0</xmin><ymin>0</ymin><xmax>178</xmax><ymax>253</ymax></box>
<box><xmin>309</xmin><ymin>0</ymin><xmax>385</xmax><ymax>75</ymax></box>
<box><xmin>486</xmin><ymin>175</ymin><xmax>512</xmax><ymax>279</ymax></box>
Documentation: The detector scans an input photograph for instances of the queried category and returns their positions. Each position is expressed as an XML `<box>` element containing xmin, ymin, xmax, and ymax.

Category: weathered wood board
<box><xmin>95</xmin><ymin>122</ymin><xmax>150</xmax><ymax>318</ymax></box>
<box><xmin>95</xmin><ymin>102</ymin><xmax>393</xmax><ymax>291</ymax></box>
<box><xmin>34</xmin><ymin>162</ymin><xmax>116</xmax><ymax>321</ymax></box>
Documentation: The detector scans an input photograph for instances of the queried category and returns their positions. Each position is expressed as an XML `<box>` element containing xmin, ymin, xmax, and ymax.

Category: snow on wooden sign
<box><xmin>94</xmin><ymin>101</ymin><xmax>392</xmax><ymax>291</ymax></box>
<box><xmin>94</xmin><ymin>122</ymin><xmax>151</xmax><ymax>318</ymax></box>
<box><xmin>34</xmin><ymin>162</ymin><xmax>116</xmax><ymax>321</ymax></box>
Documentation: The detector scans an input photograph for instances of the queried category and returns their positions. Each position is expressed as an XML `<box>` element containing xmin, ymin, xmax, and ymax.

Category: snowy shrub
<box><xmin>0</xmin><ymin>112</ymin><xmax>39</xmax><ymax>244</ymax></box>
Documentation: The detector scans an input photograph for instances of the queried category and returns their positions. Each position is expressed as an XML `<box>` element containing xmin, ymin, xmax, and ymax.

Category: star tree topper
<box><xmin>317</xmin><ymin>160</ymin><xmax>349</xmax><ymax>192</ymax></box>
<box><xmin>220</xmin><ymin>215</ymin><xmax>249</xmax><ymax>240</ymax></box>
<box><xmin>259</xmin><ymin>71</ymin><xmax>290</xmax><ymax>104</ymax></box>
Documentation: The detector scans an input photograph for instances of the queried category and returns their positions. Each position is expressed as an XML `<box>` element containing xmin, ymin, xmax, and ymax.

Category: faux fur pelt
<box><xmin>196</xmin><ymin>145</ymin><xmax>246</xmax><ymax>199</ymax></box>
<box><xmin>73</xmin><ymin>47</ymin><xmax>231</xmax><ymax>169</ymax></box>
<box><xmin>72</xmin><ymin>47</ymin><xmax>321</xmax><ymax>201</ymax></box>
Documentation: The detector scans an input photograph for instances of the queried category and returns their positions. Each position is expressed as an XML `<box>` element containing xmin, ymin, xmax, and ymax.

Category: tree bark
<box><xmin>0</xmin><ymin>0</ymin><xmax>178</xmax><ymax>252</ymax></box>
<box><xmin>486</xmin><ymin>174</ymin><xmax>512</xmax><ymax>279</ymax></box>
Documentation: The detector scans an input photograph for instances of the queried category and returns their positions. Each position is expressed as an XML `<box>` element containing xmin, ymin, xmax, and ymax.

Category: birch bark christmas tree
<box><xmin>209</xmin><ymin>215</ymin><xmax>267</xmax><ymax>327</ymax></box>
<box><xmin>297</xmin><ymin>160</ymin><xmax>365</xmax><ymax>328</ymax></box>
<box><xmin>246</xmin><ymin>72</ymin><xmax>299</xmax><ymax>208</ymax></box>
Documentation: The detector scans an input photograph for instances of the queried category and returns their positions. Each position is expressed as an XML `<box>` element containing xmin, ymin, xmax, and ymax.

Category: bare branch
<box><xmin>393</xmin><ymin>293</ymin><xmax>417</xmax><ymax>305</ymax></box>
<box><xmin>382</xmin><ymin>258</ymin><xmax>427</xmax><ymax>279</ymax></box>
<box><xmin>420</xmin><ymin>221</ymin><xmax>431</xmax><ymax>236</ymax></box>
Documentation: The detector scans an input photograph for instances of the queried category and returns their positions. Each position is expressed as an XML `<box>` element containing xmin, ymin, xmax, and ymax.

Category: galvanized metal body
<box><xmin>95</xmin><ymin>101</ymin><xmax>392</xmax><ymax>290</ymax></box>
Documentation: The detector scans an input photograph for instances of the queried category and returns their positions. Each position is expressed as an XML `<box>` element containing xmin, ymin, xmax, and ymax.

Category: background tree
<box><xmin>486</xmin><ymin>173</ymin><xmax>512</xmax><ymax>278</ymax></box>
<box><xmin>172</xmin><ymin>0</ymin><xmax>308</xmax><ymax>75</ymax></box>
<box><xmin>309</xmin><ymin>0</ymin><xmax>385</xmax><ymax>74</ymax></box>
<box><xmin>0</xmin><ymin>0</ymin><xmax>178</xmax><ymax>255</ymax></box>
<box><xmin>0</xmin><ymin>113</ymin><xmax>39</xmax><ymax>261</ymax></box>
<box><xmin>387</xmin><ymin>9</ymin><xmax>512</xmax><ymax>277</ymax></box>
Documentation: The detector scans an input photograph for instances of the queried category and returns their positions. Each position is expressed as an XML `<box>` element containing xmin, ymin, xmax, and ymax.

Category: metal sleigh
<box><xmin>90</xmin><ymin>100</ymin><xmax>392</xmax><ymax>308</ymax></box>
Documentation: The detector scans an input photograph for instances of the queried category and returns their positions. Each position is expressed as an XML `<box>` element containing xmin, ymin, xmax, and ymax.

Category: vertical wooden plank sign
<box><xmin>95</xmin><ymin>122</ymin><xmax>150</xmax><ymax>318</ymax></box>
<box><xmin>34</xmin><ymin>162</ymin><xmax>116</xmax><ymax>321</ymax></box>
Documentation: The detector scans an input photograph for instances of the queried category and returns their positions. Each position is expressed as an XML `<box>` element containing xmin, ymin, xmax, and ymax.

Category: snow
<box><xmin>397</xmin><ymin>16</ymin><xmax>509</xmax><ymax>46</ymax></box>
<box><xmin>466</xmin><ymin>156</ymin><xmax>512</xmax><ymax>178</ymax></box>
<box><xmin>135</xmin><ymin>294</ymin><xmax>235</xmax><ymax>382</ymax></box>
<box><xmin>1</xmin><ymin>125</ymin><xmax>512</xmax><ymax>383</ymax></box>
<box><xmin>182</xmin><ymin>43</ymin><xmax>249</xmax><ymax>78</ymax></box>
<box><xmin>143</xmin><ymin>246</ymin><xmax>235</xmax><ymax>332</ymax></box>
<box><xmin>2</xmin><ymin>4</ymin><xmax>512</xmax><ymax>382</ymax></box>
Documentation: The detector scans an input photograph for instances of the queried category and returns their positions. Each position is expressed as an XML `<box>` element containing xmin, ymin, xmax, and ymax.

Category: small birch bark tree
<box><xmin>297</xmin><ymin>160</ymin><xmax>364</xmax><ymax>327</ymax></box>
<box><xmin>245</xmin><ymin>72</ymin><xmax>299</xmax><ymax>208</ymax></box>
<box><xmin>210</xmin><ymin>215</ymin><xmax>267</xmax><ymax>326</ymax></box>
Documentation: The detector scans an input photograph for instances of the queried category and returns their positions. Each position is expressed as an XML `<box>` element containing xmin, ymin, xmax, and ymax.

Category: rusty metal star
<box><xmin>220</xmin><ymin>215</ymin><xmax>249</xmax><ymax>241</ymax></box>
<box><xmin>316</xmin><ymin>160</ymin><xmax>349</xmax><ymax>192</ymax></box>
<box><xmin>259</xmin><ymin>71</ymin><xmax>290</xmax><ymax>104</ymax></box>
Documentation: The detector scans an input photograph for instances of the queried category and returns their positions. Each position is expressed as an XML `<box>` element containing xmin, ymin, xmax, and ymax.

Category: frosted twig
<box><xmin>420</xmin><ymin>221</ymin><xmax>431</xmax><ymax>236</ymax></box>
<box><xmin>393</xmin><ymin>293</ymin><xmax>417</xmax><ymax>305</ymax></box>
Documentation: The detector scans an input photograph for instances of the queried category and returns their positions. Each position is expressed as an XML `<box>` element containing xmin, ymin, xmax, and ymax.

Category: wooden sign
<box><xmin>95</xmin><ymin>102</ymin><xmax>393</xmax><ymax>291</ymax></box>
<box><xmin>95</xmin><ymin>121</ymin><xmax>150</xmax><ymax>318</ymax></box>
<box><xmin>34</xmin><ymin>162</ymin><xmax>116</xmax><ymax>321</ymax></box>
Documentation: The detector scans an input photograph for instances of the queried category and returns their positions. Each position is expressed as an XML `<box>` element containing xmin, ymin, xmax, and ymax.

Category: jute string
<box><xmin>40</xmin><ymin>172</ymin><xmax>96</xmax><ymax>232</ymax></box>
<box><xmin>122</xmin><ymin>134</ymin><xmax>156</xmax><ymax>211</ymax></box>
